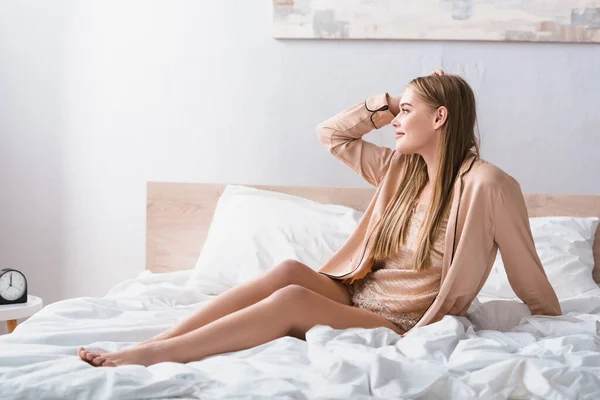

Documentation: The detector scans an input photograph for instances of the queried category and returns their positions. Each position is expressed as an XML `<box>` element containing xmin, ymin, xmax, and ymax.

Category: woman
<box><xmin>79</xmin><ymin>70</ymin><xmax>561</xmax><ymax>367</ymax></box>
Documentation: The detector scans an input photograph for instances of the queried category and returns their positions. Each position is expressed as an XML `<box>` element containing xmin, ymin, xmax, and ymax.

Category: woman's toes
<box><xmin>86</xmin><ymin>351</ymin><xmax>100</xmax><ymax>361</ymax></box>
<box><xmin>92</xmin><ymin>356</ymin><xmax>105</xmax><ymax>366</ymax></box>
<box><xmin>79</xmin><ymin>348</ymin><xmax>92</xmax><ymax>362</ymax></box>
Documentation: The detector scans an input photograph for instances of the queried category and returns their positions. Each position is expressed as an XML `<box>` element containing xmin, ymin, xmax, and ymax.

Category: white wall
<box><xmin>1</xmin><ymin>0</ymin><xmax>599</xmax><ymax>310</ymax></box>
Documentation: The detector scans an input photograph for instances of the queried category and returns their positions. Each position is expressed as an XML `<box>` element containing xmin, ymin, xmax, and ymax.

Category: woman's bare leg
<box><xmin>81</xmin><ymin>285</ymin><xmax>402</xmax><ymax>367</ymax></box>
<box><xmin>145</xmin><ymin>260</ymin><xmax>349</xmax><ymax>344</ymax></box>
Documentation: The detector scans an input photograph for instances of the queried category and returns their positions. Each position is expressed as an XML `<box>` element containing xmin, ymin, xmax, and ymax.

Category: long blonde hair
<box><xmin>367</xmin><ymin>74</ymin><xmax>480</xmax><ymax>271</ymax></box>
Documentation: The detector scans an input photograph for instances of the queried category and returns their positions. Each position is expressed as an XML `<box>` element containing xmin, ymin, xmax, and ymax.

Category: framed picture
<box><xmin>272</xmin><ymin>0</ymin><xmax>600</xmax><ymax>43</ymax></box>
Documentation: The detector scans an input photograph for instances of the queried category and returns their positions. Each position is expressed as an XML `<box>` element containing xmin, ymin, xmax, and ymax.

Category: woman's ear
<box><xmin>433</xmin><ymin>106</ymin><xmax>448</xmax><ymax>130</ymax></box>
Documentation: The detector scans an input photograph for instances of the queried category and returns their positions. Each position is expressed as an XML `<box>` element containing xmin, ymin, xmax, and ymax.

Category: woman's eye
<box><xmin>401</xmin><ymin>108</ymin><xmax>409</xmax><ymax>114</ymax></box>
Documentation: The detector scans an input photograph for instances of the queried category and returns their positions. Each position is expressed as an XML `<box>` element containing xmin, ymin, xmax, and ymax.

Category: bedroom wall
<box><xmin>1</xmin><ymin>0</ymin><xmax>599</xmax><ymax>316</ymax></box>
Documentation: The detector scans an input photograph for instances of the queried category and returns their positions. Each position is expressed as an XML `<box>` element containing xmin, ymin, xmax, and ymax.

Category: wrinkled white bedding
<box><xmin>0</xmin><ymin>271</ymin><xmax>599</xmax><ymax>400</ymax></box>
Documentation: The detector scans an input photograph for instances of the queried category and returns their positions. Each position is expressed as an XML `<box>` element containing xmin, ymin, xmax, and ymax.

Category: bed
<box><xmin>1</xmin><ymin>182</ymin><xmax>599</xmax><ymax>400</ymax></box>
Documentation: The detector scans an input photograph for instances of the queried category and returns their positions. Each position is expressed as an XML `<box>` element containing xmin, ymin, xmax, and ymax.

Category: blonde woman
<box><xmin>79</xmin><ymin>71</ymin><xmax>561</xmax><ymax>367</ymax></box>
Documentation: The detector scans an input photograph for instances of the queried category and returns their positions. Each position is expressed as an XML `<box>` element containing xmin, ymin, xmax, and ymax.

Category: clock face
<box><xmin>0</xmin><ymin>271</ymin><xmax>26</xmax><ymax>301</ymax></box>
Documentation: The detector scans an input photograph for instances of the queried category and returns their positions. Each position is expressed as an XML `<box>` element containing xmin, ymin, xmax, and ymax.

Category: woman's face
<box><xmin>391</xmin><ymin>87</ymin><xmax>442</xmax><ymax>155</ymax></box>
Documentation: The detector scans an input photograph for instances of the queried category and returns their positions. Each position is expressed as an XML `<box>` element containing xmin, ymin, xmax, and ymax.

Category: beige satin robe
<box><xmin>316</xmin><ymin>93</ymin><xmax>562</xmax><ymax>336</ymax></box>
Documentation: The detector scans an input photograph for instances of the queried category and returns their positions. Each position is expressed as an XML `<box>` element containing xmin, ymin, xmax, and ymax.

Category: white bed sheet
<box><xmin>0</xmin><ymin>272</ymin><xmax>599</xmax><ymax>400</ymax></box>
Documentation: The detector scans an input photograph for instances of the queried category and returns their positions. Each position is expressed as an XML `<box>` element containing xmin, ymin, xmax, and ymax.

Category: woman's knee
<box><xmin>266</xmin><ymin>285</ymin><xmax>314</xmax><ymax>337</ymax></box>
<box><xmin>268</xmin><ymin>284</ymin><xmax>312</xmax><ymax>306</ymax></box>
<box><xmin>265</xmin><ymin>259</ymin><xmax>313</xmax><ymax>289</ymax></box>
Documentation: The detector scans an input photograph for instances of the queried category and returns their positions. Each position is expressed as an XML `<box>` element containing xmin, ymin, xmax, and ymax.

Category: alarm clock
<box><xmin>0</xmin><ymin>268</ymin><xmax>28</xmax><ymax>305</ymax></box>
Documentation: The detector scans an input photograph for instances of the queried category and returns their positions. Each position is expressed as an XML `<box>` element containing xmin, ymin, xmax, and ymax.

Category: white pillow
<box><xmin>479</xmin><ymin>216</ymin><xmax>600</xmax><ymax>302</ymax></box>
<box><xmin>188</xmin><ymin>185</ymin><xmax>363</xmax><ymax>288</ymax></box>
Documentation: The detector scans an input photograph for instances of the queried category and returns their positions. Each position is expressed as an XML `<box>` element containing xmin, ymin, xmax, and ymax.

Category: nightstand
<box><xmin>0</xmin><ymin>295</ymin><xmax>43</xmax><ymax>333</ymax></box>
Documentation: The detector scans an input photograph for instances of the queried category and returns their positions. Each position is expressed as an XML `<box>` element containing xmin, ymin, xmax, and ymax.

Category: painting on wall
<box><xmin>272</xmin><ymin>0</ymin><xmax>600</xmax><ymax>43</ymax></box>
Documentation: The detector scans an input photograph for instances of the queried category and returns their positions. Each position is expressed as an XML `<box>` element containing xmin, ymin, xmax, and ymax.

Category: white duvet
<box><xmin>1</xmin><ymin>271</ymin><xmax>599</xmax><ymax>400</ymax></box>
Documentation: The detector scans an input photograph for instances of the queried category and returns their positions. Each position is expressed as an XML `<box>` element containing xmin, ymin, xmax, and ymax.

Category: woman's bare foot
<box><xmin>78</xmin><ymin>342</ymin><xmax>167</xmax><ymax>367</ymax></box>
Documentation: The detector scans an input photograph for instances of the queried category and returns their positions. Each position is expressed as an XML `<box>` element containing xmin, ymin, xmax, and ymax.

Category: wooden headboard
<box><xmin>146</xmin><ymin>182</ymin><xmax>600</xmax><ymax>283</ymax></box>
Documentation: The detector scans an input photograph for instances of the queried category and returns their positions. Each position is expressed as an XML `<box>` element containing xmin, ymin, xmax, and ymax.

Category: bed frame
<box><xmin>146</xmin><ymin>182</ymin><xmax>600</xmax><ymax>283</ymax></box>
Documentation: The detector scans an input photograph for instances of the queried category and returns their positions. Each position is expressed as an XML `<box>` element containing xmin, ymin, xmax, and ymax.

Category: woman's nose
<box><xmin>391</xmin><ymin>116</ymin><xmax>399</xmax><ymax>127</ymax></box>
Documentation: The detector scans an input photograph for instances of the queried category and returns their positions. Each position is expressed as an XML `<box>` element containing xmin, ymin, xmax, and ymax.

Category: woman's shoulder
<box><xmin>463</xmin><ymin>158</ymin><xmax>521</xmax><ymax>192</ymax></box>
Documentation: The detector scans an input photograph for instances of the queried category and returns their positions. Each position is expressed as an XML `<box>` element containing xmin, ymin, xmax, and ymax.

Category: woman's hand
<box><xmin>430</xmin><ymin>69</ymin><xmax>445</xmax><ymax>76</ymax></box>
<box><xmin>386</xmin><ymin>94</ymin><xmax>402</xmax><ymax>116</ymax></box>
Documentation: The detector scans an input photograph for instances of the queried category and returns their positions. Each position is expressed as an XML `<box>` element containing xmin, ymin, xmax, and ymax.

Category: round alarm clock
<box><xmin>0</xmin><ymin>268</ymin><xmax>28</xmax><ymax>305</ymax></box>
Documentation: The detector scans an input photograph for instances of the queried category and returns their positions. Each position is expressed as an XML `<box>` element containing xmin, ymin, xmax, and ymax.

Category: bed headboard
<box><xmin>146</xmin><ymin>182</ymin><xmax>600</xmax><ymax>283</ymax></box>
